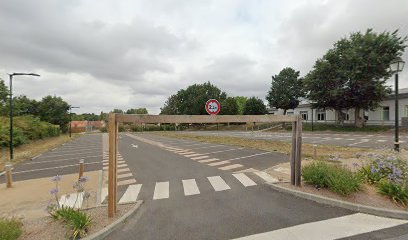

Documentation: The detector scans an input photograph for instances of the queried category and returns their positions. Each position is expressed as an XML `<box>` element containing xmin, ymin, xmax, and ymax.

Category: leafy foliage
<box><xmin>126</xmin><ymin>108</ymin><xmax>148</xmax><ymax>114</ymax></box>
<box><xmin>378</xmin><ymin>180</ymin><xmax>408</xmax><ymax>205</ymax></box>
<box><xmin>243</xmin><ymin>97</ymin><xmax>266</xmax><ymax>115</ymax></box>
<box><xmin>37</xmin><ymin>96</ymin><xmax>70</xmax><ymax>133</ymax></box>
<box><xmin>234</xmin><ymin>96</ymin><xmax>247</xmax><ymax>115</ymax></box>
<box><xmin>52</xmin><ymin>207</ymin><xmax>92</xmax><ymax>239</ymax></box>
<box><xmin>304</xmin><ymin>29</ymin><xmax>407</xmax><ymax>127</ymax></box>
<box><xmin>0</xmin><ymin>217</ymin><xmax>23</xmax><ymax>240</ymax></box>
<box><xmin>302</xmin><ymin>161</ymin><xmax>362</xmax><ymax>196</ymax></box>
<box><xmin>359</xmin><ymin>155</ymin><xmax>407</xmax><ymax>184</ymax></box>
<box><xmin>266</xmin><ymin>67</ymin><xmax>304</xmax><ymax>114</ymax></box>
<box><xmin>0</xmin><ymin>79</ymin><xmax>8</xmax><ymax>116</ymax></box>
<box><xmin>220</xmin><ymin>97</ymin><xmax>239</xmax><ymax>115</ymax></box>
<box><xmin>160</xmin><ymin>82</ymin><xmax>227</xmax><ymax>115</ymax></box>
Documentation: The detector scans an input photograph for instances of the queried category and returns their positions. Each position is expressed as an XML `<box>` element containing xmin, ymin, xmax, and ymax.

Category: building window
<box><xmin>383</xmin><ymin>107</ymin><xmax>390</xmax><ymax>121</ymax></box>
<box><xmin>346</xmin><ymin>113</ymin><xmax>350</xmax><ymax>121</ymax></box>
<box><xmin>300</xmin><ymin>111</ymin><xmax>308</xmax><ymax>120</ymax></box>
<box><xmin>286</xmin><ymin>111</ymin><xmax>294</xmax><ymax>115</ymax></box>
<box><xmin>317</xmin><ymin>110</ymin><xmax>326</xmax><ymax>121</ymax></box>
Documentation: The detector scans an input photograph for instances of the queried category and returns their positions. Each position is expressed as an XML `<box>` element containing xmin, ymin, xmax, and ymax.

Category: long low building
<box><xmin>267</xmin><ymin>88</ymin><xmax>408</xmax><ymax>126</ymax></box>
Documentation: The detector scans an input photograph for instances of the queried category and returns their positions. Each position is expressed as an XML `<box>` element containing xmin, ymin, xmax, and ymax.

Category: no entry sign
<box><xmin>205</xmin><ymin>99</ymin><xmax>221</xmax><ymax>115</ymax></box>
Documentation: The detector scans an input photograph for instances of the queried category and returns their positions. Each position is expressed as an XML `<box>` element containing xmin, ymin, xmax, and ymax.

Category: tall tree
<box><xmin>112</xmin><ymin>109</ymin><xmax>123</xmax><ymax>113</ymax></box>
<box><xmin>160</xmin><ymin>82</ymin><xmax>227</xmax><ymax>115</ymax></box>
<box><xmin>220</xmin><ymin>97</ymin><xmax>239</xmax><ymax>115</ymax></box>
<box><xmin>13</xmin><ymin>95</ymin><xmax>38</xmax><ymax>116</ymax></box>
<box><xmin>243</xmin><ymin>97</ymin><xmax>267</xmax><ymax>115</ymax></box>
<box><xmin>0</xmin><ymin>79</ymin><xmax>8</xmax><ymax>116</ymax></box>
<box><xmin>304</xmin><ymin>29</ymin><xmax>407</xmax><ymax>127</ymax></box>
<box><xmin>37</xmin><ymin>96</ymin><xmax>70</xmax><ymax>132</ymax></box>
<box><xmin>126</xmin><ymin>108</ymin><xmax>148</xmax><ymax>114</ymax></box>
<box><xmin>234</xmin><ymin>96</ymin><xmax>247</xmax><ymax>115</ymax></box>
<box><xmin>266</xmin><ymin>67</ymin><xmax>304</xmax><ymax>115</ymax></box>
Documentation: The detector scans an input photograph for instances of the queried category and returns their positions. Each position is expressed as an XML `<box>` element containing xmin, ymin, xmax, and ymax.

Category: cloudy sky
<box><xmin>0</xmin><ymin>0</ymin><xmax>407</xmax><ymax>114</ymax></box>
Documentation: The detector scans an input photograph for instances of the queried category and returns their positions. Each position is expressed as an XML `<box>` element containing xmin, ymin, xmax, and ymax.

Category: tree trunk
<box><xmin>354</xmin><ymin>107</ymin><xmax>364</xmax><ymax>128</ymax></box>
<box><xmin>336</xmin><ymin>110</ymin><xmax>345</xmax><ymax>126</ymax></box>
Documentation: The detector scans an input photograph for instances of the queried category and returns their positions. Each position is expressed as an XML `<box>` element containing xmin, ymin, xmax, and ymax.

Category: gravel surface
<box><xmin>20</xmin><ymin>204</ymin><xmax>135</xmax><ymax>240</ymax></box>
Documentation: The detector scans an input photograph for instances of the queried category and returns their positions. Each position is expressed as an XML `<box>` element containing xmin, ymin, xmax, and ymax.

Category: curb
<box><xmin>266</xmin><ymin>183</ymin><xmax>408</xmax><ymax>220</ymax></box>
<box><xmin>83</xmin><ymin>200</ymin><xmax>143</xmax><ymax>240</ymax></box>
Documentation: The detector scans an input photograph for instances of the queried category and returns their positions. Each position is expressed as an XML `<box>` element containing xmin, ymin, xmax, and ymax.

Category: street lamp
<box><xmin>390</xmin><ymin>57</ymin><xmax>405</xmax><ymax>152</ymax></box>
<box><xmin>69</xmin><ymin>106</ymin><xmax>80</xmax><ymax>138</ymax></box>
<box><xmin>8</xmin><ymin>73</ymin><xmax>40</xmax><ymax>160</ymax></box>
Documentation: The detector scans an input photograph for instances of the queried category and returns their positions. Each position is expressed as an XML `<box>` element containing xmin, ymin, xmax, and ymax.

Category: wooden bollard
<box><xmin>5</xmin><ymin>164</ymin><xmax>13</xmax><ymax>188</ymax></box>
<box><xmin>313</xmin><ymin>145</ymin><xmax>317</xmax><ymax>160</ymax></box>
<box><xmin>79</xmin><ymin>159</ymin><xmax>84</xmax><ymax>179</ymax></box>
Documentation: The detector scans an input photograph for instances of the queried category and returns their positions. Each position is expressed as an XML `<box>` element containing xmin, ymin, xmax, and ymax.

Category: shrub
<box><xmin>52</xmin><ymin>207</ymin><xmax>92</xmax><ymax>239</ymax></box>
<box><xmin>302</xmin><ymin>161</ymin><xmax>332</xmax><ymax>188</ymax></box>
<box><xmin>302</xmin><ymin>161</ymin><xmax>362</xmax><ymax>196</ymax></box>
<box><xmin>359</xmin><ymin>155</ymin><xmax>407</xmax><ymax>184</ymax></box>
<box><xmin>378</xmin><ymin>180</ymin><xmax>408</xmax><ymax>205</ymax></box>
<box><xmin>328</xmin><ymin>166</ymin><xmax>362</xmax><ymax>196</ymax></box>
<box><xmin>0</xmin><ymin>217</ymin><xmax>23</xmax><ymax>240</ymax></box>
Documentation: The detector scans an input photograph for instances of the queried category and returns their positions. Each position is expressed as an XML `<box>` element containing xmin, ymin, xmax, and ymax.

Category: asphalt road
<box><xmin>179</xmin><ymin>130</ymin><xmax>408</xmax><ymax>149</ymax></box>
<box><xmin>105</xmin><ymin>133</ymin><xmax>408</xmax><ymax>240</ymax></box>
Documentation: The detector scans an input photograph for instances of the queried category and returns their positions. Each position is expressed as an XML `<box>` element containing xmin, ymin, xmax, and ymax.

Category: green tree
<box><xmin>0</xmin><ymin>79</ymin><xmax>9</xmax><ymax>116</ymax></box>
<box><xmin>160</xmin><ymin>82</ymin><xmax>227</xmax><ymax>115</ymax></box>
<box><xmin>13</xmin><ymin>95</ymin><xmax>38</xmax><ymax>116</ymax></box>
<box><xmin>234</xmin><ymin>96</ymin><xmax>247</xmax><ymax>115</ymax></box>
<box><xmin>112</xmin><ymin>109</ymin><xmax>123</xmax><ymax>113</ymax></box>
<box><xmin>37</xmin><ymin>96</ymin><xmax>70</xmax><ymax>132</ymax></box>
<box><xmin>266</xmin><ymin>67</ymin><xmax>304</xmax><ymax>115</ymax></box>
<box><xmin>304</xmin><ymin>29</ymin><xmax>407</xmax><ymax>127</ymax></box>
<box><xmin>126</xmin><ymin>108</ymin><xmax>148</xmax><ymax>114</ymax></box>
<box><xmin>220</xmin><ymin>97</ymin><xmax>239</xmax><ymax>115</ymax></box>
<box><xmin>243</xmin><ymin>97</ymin><xmax>266</xmax><ymax>115</ymax></box>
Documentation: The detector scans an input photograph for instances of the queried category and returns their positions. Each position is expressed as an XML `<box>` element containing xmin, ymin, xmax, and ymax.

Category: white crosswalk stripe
<box><xmin>207</xmin><ymin>176</ymin><xmax>231</xmax><ymax>191</ymax></box>
<box><xmin>182</xmin><ymin>179</ymin><xmax>200</xmax><ymax>196</ymax></box>
<box><xmin>185</xmin><ymin>153</ymin><xmax>204</xmax><ymax>157</ymax></box>
<box><xmin>191</xmin><ymin>156</ymin><xmax>209</xmax><ymax>160</ymax></box>
<box><xmin>199</xmin><ymin>158</ymin><xmax>219</xmax><ymax>163</ymax></box>
<box><xmin>219</xmin><ymin>164</ymin><xmax>243</xmax><ymax>171</ymax></box>
<box><xmin>119</xmin><ymin>184</ymin><xmax>142</xmax><ymax>203</ymax></box>
<box><xmin>254</xmin><ymin>171</ymin><xmax>279</xmax><ymax>183</ymax></box>
<box><xmin>232</xmin><ymin>173</ymin><xmax>257</xmax><ymax>187</ymax></box>
<box><xmin>153</xmin><ymin>181</ymin><xmax>170</xmax><ymax>200</ymax></box>
<box><xmin>208</xmin><ymin>160</ymin><xmax>230</xmax><ymax>166</ymax></box>
<box><xmin>232</xmin><ymin>213</ymin><xmax>408</xmax><ymax>240</ymax></box>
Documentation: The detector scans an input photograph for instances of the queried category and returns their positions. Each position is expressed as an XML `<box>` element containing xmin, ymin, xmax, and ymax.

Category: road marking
<box><xmin>377</xmin><ymin>139</ymin><xmax>387</xmax><ymax>142</ymax></box>
<box><xmin>191</xmin><ymin>156</ymin><xmax>209</xmax><ymax>160</ymax></box>
<box><xmin>227</xmin><ymin>152</ymin><xmax>271</xmax><ymax>161</ymax></box>
<box><xmin>207</xmin><ymin>176</ymin><xmax>231</xmax><ymax>191</ymax></box>
<box><xmin>119</xmin><ymin>184</ymin><xmax>142</xmax><ymax>203</ymax></box>
<box><xmin>131</xmin><ymin>144</ymin><xmax>138</xmax><ymax>148</ymax></box>
<box><xmin>184</xmin><ymin>153</ymin><xmax>204</xmax><ymax>157</ymax></box>
<box><xmin>47</xmin><ymin>148</ymin><xmax>102</xmax><ymax>154</ymax></box>
<box><xmin>60</xmin><ymin>192</ymin><xmax>84</xmax><ymax>209</ymax></box>
<box><xmin>208</xmin><ymin>160</ymin><xmax>230</xmax><ymax>166</ymax></box>
<box><xmin>198</xmin><ymin>158</ymin><xmax>219</xmax><ymax>163</ymax></box>
<box><xmin>189</xmin><ymin>145</ymin><xmax>225</xmax><ymax>150</ymax></box>
<box><xmin>100</xmin><ymin>187</ymin><xmax>108</xmax><ymax>203</ymax></box>
<box><xmin>254</xmin><ymin>171</ymin><xmax>279</xmax><ymax>183</ymax></box>
<box><xmin>118</xmin><ymin>178</ymin><xmax>137</xmax><ymax>186</ymax></box>
<box><xmin>219</xmin><ymin>164</ymin><xmax>243</xmax><ymax>171</ymax></box>
<box><xmin>232</xmin><ymin>173</ymin><xmax>257</xmax><ymax>187</ymax></box>
<box><xmin>348</xmin><ymin>138</ymin><xmax>370</xmax><ymax>146</ymax></box>
<box><xmin>182</xmin><ymin>179</ymin><xmax>200</xmax><ymax>196</ymax></box>
<box><xmin>153</xmin><ymin>182</ymin><xmax>170</xmax><ymax>200</ymax></box>
<box><xmin>232</xmin><ymin>213</ymin><xmax>408</xmax><ymax>240</ymax></box>
<box><xmin>13</xmin><ymin>161</ymin><xmax>101</xmax><ymax>174</ymax></box>
<box><xmin>178</xmin><ymin>152</ymin><xmax>196</xmax><ymax>155</ymax></box>
<box><xmin>23</xmin><ymin>155</ymin><xmax>103</xmax><ymax>165</ymax></box>
<box><xmin>103</xmin><ymin>163</ymin><xmax>127</xmax><ymax>170</ymax></box>
<box><xmin>118</xmin><ymin>168</ymin><xmax>131</xmax><ymax>173</ymax></box>
<box><xmin>200</xmin><ymin>148</ymin><xmax>244</xmax><ymax>155</ymax></box>
<box><xmin>117</xmin><ymin>173</ymin><xmax>133</xmax><ymax>179</ymax></box>
<box><xmin>103</xmin><ymin>160</ymin><xmax>125</xmax><ymax>166</ymax></box>
<box><xmin>38</xmin><ymin>150</ymin><xmax>101</xmax><ymax>158</ymax></box>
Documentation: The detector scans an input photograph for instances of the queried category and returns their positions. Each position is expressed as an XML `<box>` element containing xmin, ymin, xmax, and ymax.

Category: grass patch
<box><xmin>51</xmin><ymin>207</ymin><xmax>92</xmax><ymax>239</ymax></box>
<box><xmin>378</xmin><ymin>180</ymin><xmax>408</xmax><ymax>205</ymax></box>
<box><xmin>0</xmin><ymin>134</ymin><xmax>75</xmax><ymax>171</ymax></box>
<box><xmin>153</xmin><ymin>131</ymin><xmax>369</xmax><ymax>160</ymax></box>
<box><xmin>0</xmin><ymin>217</ymin><xmax>23</xmax><ymax>240</ymax></box>
<box><xmin>302</xmin><ymin>161</ymin><xmax>362</xmax><ymax>196</ymax></box>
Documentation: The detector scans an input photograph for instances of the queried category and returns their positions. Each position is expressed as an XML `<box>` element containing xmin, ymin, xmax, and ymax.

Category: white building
<box><xmin>268</xmin><ymin>88</ymin><xmax>408</xmax><ymax>126</ymax></box>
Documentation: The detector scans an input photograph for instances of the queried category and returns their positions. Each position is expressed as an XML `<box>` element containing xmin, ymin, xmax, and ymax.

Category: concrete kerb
<box><xmin>83</xmin><ymin>200</ymin><xmax>143</xmax><ymax>240</ymax></box>
<box><xmin>266</xmin><ymin>182</ymin><xmax>408</xmax><ymax>220</ymax></box>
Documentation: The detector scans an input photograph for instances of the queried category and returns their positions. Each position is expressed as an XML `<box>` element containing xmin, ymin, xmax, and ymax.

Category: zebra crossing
<box><xmin>98</xmin><ymin>171</ymin><xmax>278</xmax><ymax>204</ymax></box>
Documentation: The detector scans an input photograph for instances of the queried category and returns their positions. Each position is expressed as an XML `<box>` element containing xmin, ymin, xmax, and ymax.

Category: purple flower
<box><xmin>370</xmin><ymin>166</ymin><xmax>377</xmax><ymax>174</ymax></box>
<box><xmin>49</xmin><ymin>188</ymin><xmax>59</xmax><ymax>195</ymax></box>
<box><xmin>79</xmin><ymin>176</ymin><xmax>89</xmax><ymax>183</ymax></box>
<box><xmin>51</xmin><ymin>175</ymin><xmax>61</xmax><ymax>182</ymax></box>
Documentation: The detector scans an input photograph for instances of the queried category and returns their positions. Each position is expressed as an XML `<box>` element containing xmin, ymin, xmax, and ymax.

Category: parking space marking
<box><xmin>200</xmin><ymin>148</ymin><xmax>245</xmax><ymax>155</ymax></box>
<box><xmin>36</xmin><ymin>150</ymin><xmax>102</xmax><ymax>159</ymax></box>
<box><xmin>198</xmin><ymin>158</ymin><xmax>219</xmax><ymax>163</ymax></box>
<box><xmin>208</xmin><ymin>160</ymin><xmax>231</xmax><ymax>166</ymax></box>
<box><xmin>227</xmin><ymin>152</ymin><xmax>271</xmax><ymax>162</ymax></box>
<box><xmin>13</xmin><ymin>161</ymin><xmax>101</xmax><ymax>174</ymax></box>
<box><xmin>23</xmin><ymin>155</ymin><xmax>103</xmax><ymax>165</ymax></box>
<box><xmin>191</xmin><ymin>156</ymin><xmax>209</xmax><ymax>160</ymax></box>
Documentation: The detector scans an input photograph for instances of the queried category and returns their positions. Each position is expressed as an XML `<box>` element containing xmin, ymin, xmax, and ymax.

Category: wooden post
<box><xmin>108</xmin><ymin>113</ymin><xmax>117</xmax><ymax>218</ymax></box>
<box><xmin>5</xmin><ymin>163</ymin><xmax>12</xmax><ymax>188</ymax></box>
<box><xmin>313</xmin><ymin>145</ymin><xmax>317</xmax><ymax>160</ymax></box>
<box><xmin>290</xmin><ymin>121</ymin><xmax>297</xmax><ymax>185</ymax></box>
<box><xmin>295</xmin><ymin>116</ymin><xmax>302</xmax><ymax>186</ymax></box>
<box><xmin>78</xmin><ymin>159</ymin><xmax>84</xmax><ymax>179</ymax></box>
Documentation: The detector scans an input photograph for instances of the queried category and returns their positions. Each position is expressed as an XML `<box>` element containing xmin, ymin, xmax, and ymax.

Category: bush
<box><xmin>0</xmin><ymin>217</ymin><xmax>23</xmax><ymax>240</ymax></box>
<box><xmin>302</xmin><ymin>161</ymin><xmax>362</xmax><ymax>196</ymax></box>
<box><xmin>328</xmin><ymin>166</ymin><xmax>362</xmax><ymax>196</ymax></box>
<box><xmin>378</xmin><ymin>180</ymin><xmax>408</xmax><ymax>205</ymax></box>
<box><xmin>359</xmin><ymin>155</ymin><xmax>407</xmax><ymax>184</ymax></box>
<box><xmin>52</xmin><ymin>207</ymin><xmax>92</xmax><ymax>239</ymax></box>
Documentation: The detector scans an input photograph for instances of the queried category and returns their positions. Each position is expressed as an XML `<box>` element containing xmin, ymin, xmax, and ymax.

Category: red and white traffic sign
<box><xmin>205</xmin><ymin>99</ymin><xmax>221</xmax><ymax>115</ymax></box>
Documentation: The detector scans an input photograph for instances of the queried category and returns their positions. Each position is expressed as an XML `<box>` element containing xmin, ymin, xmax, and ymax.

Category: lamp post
<box><xmin>69</xmin><ymin>106</ymin><xmax>80</xmax><ymax>138</ymax></box>
<box><xmin>390</xmin><ymin>57</ymin><xmax>405</xmax><ymax>152</ymax></box>
<box><xmin>8</xmin><ymin>73</ymin><xmax>40</xmax><ymax>160</ymax></box>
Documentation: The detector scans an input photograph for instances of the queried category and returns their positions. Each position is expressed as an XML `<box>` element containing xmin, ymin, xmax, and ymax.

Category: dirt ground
<box><xmin>0</xmin><ymin>170</ymin><xmax>99</xmax><ymax>220</ymax></box>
